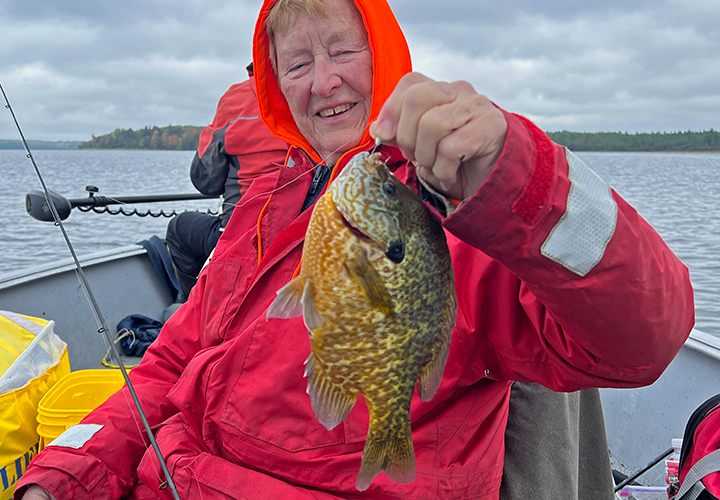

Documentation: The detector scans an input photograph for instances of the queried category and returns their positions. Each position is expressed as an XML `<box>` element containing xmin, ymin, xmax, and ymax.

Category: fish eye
<box><xmin>383</xmin><ymin>182</ymin><xmax>396</xmax><ymax>197</ymax></box>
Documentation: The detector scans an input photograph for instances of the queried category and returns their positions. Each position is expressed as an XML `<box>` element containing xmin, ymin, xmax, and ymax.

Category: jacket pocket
<box><xmin>200</xmin><ymin>260</ymin><xmax>250</xmax><ymax>341</ymax></box>
<box><xmin>220</xmin><ymin>317</ymin><xmax>350</xmax><ymax>452</ymax></box>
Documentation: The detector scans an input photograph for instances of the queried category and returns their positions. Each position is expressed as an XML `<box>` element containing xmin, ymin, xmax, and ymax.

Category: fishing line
<box><xmin>0</xmin><ymin>82</ymin><xmax>182</xmax><ymax>500</ymax></box>
<box><xmin>232</xmin><ymin>161</ymin><xmax>321</xmax><ymax>210</ymax></box>
<box><xmin>231</xmin><ymin>137</ymin><xmax>383</xmax><ymax>212</ymax></box>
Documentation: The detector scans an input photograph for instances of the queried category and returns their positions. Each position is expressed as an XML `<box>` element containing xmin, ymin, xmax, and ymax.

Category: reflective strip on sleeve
<box><xmin>540</xmin><ymin>149</ymin><xmax>617</xmax><ymax>276</ymax></box>
<box><xmin>229</xmin><ymin>115</ymin><xmax>260</xmax><ymax>123</ymax></box>
<box><xmin>45</xmin><ymin>424</ymin><xmax>103</xmax><ymax>450</ymax></box>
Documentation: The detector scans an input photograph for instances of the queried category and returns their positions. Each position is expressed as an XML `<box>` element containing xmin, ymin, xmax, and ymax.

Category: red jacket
<box><xmin>189</xmin><ymin>76</ymin><xmax>288</xmax><ymax>225</ymax></box>
<box><xmin>16</xmin><ymin>0</ymin><xmax>694</xmax><ymax>498</ymax></box>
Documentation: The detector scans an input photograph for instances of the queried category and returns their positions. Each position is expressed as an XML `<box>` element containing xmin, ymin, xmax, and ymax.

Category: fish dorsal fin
<box><xmin>344</xmin><ymin>247</ymin><xmax>393</xmax><ymax>315</ymax></box>
<box><xmin>417</xmin><ymin>328</ymin><xmax>453</xmax><ymax>402</ymax></box>
<box><xmin>304</xmin><ymin>352</ymin><xmax>357</xmax><ymax>430</ymax></box>
<box><xmin>266</xmin><ymin>277</ymin><xmax>324</xmax><ymax>331</ymax></box>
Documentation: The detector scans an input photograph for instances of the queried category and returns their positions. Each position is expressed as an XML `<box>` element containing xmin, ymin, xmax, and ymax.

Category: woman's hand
<box><xmin>22</xmin><ymin>485</ymin><xmax>58</xmax><ymax>500</ymax></box>
<box><xmin>370</xmin><ymin>72</ymin><xmax>507</xmax><ymax>201</ymax></box>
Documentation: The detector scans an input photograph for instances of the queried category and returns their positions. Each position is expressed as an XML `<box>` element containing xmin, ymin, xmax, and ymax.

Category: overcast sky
<box><xmin>1</xmin><ymin>0</ymin><xmax>718</xmax><ymax>142</ymax></box>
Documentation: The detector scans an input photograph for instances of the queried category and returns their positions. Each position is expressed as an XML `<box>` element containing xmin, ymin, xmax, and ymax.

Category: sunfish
<box><xmin>267</xmin><ymin>151</ymin><xmax>457</xmax><ymax>490</ymax></box>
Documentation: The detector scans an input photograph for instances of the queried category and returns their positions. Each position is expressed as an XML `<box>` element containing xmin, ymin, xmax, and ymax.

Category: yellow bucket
<box><xmin>36</xmin><ymin>369</ymin><xmax>125</xmax><ymax>446</ymax></box>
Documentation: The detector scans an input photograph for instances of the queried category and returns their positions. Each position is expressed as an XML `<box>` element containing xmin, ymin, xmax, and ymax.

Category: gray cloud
<box><xmin>1</xmin><ymin>0</ymin><xmax>718</xmax><ymax>141</ymax></box>
<box><xmin>405</xmin><ymin>0</ymin><xmax>720</xmax><ymax>132</ymax></box>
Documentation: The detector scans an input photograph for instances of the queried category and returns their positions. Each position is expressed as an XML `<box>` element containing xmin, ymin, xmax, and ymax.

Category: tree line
<box><xmin>546</xmin><ymin>129</ymin><xmax>720</xmax><ymax>152</ymax></box>
<box><xmin>70</xmin><ymin>126</ymin><xmax>720</xmax><ymax>152</ymax></box>
<box><xmin>78</xmin><ymin>125</ymin><xmax>202</xmax><ymax>151</ymax></box>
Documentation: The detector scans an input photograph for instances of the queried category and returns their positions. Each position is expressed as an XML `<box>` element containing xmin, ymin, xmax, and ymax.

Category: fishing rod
<box><xmin>614</xmin><ymin>446</ymin><xmax>674</xmax><ymax>493</ymax></box>
<box><xmin>1</xmin><ymin>82</ymin><xmax>182</xmax><ymax>500</ymax></box>
<box><xmin>26</xmin><ymin>185</ymin><xmax>217</xmax><ymax>222</ymax></box>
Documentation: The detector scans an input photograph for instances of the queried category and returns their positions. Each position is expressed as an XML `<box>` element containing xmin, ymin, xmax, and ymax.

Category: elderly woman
<box><xmin>18</xmin><ymin>0</ymin><xmax>693</xmax><ymax>499</ymax></box>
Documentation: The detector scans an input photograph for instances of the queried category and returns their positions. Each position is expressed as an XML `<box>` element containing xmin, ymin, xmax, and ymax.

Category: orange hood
<box><xmin>252</xmin><ymin>0</ymin><xmax>412</xmax><ymax>165</ymax></box>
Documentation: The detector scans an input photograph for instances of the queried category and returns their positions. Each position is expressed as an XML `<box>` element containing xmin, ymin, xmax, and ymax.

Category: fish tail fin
<box><xmin>355</xmin><ymin>428</ymin><xmax>416</xmax><ymax>491</ymax></box>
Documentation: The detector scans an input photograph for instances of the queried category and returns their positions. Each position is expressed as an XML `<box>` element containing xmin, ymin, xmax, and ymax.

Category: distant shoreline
<box><xmin>2</xmin><ymin>128</ymin><xmax>719</xmax><ymax>152</ymax></box>
<box><xmin>547</xmin><ymin>130</ymin><xmax>720</xmax><ymax>153</ymax></box>
<box><xmin>0</xmin><ymin>139</ymin><xmax>81</xmax><ymax>150</ymax></box>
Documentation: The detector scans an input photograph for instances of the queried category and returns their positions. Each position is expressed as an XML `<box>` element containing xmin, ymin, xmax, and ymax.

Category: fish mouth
<box><xmin>338</xmin><ymin>211</ymin><xmax>405</xmax><ymax>264</ymax></box>
<box><xmin>317</xmin><ymin>103</ymin><xmax>356</xmax><ymax>118</ymax></box>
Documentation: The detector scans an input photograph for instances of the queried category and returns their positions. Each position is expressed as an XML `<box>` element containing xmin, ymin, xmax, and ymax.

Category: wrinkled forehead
<box><xmin>267</xmin><ymin>0</ymin><xmax>325</xmax><ymax>38</ymax></box>
<box><xmin>267</xmin><ymin>0</ymin><xmax>367</xmax><ymax>72</ymax></box>
<box><xmin>268</xmin><ymin>0</ymin><xmax>365</xmax><ymax>39</ymax></box>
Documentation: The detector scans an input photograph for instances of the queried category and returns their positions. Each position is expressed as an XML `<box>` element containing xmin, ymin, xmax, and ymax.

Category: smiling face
<box><xmin>273</xmin><ymin>0</ymin><xmax>373</xmax><ymax>165</ymax></box>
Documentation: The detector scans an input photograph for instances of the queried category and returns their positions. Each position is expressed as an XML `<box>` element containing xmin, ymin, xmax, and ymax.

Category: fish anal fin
<box><xmin>301</xmin><ymin>277</ymin><xmax>324</xmax><ymax>330</ymax></box>
<box><xmin>344</xmin><ymin>248</ymin><xmax>393</xmax><ymax>315</ymax></box>
<box><xmin>417</xmin><ymin>331</ymin><xmax>452</xmax><ymax>402</ymax></box>
<box><xmin>356</xmin><ymin>430</ymin><xmax>416</xmax><ymax>491</ymax></box>
<box><xmin>266</xmin><ymin>277</ymin><xmax>305</xmax><ymax>319</ymax></box>
<box><xmin>305</xmin><ymin>352</ymin><xmax>356</xmax><ymax>430</ymax></box>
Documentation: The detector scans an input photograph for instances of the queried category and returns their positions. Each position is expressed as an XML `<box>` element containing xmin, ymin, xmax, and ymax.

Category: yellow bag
<box><xmin>0</xmin><ymin>311</ymin><xmax>69</xmax><ymax>500</ymax></box>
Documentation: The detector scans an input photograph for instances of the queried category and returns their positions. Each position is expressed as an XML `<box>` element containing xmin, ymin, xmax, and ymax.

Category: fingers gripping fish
<box><xmin>267</xmin><ymin>152</ymin><xmax>458</xmax><ymax>491</ymax></box>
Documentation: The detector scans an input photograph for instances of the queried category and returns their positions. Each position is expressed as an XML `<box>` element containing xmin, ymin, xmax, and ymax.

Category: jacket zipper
<box><xmin>301</xmin><ymin>164</ymin><xmax>331</xmax><ymax>212</ymax></box>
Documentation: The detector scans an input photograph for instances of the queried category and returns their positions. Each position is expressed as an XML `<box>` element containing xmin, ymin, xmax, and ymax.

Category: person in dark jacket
<box><xmin>165</xmin><ymin>63</ymin><xmax>288</xmax><ymax>298</ymax></box>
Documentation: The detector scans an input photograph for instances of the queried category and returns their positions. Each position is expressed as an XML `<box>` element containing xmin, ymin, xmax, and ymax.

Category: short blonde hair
<box><xmin>266</xmin><ymin>0</ymin><xmax>328</xmax><ymax>73</ymax></box>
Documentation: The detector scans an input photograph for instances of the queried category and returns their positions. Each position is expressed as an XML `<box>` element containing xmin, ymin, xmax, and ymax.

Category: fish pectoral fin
<box><xmin>356</xmin><ymin>427</ymin><xmax>416</xmax><ymax>491</ymax></box>
<box><xmin>417</xmin><ymin>329</ymin><xmax>452</xmax><ymax>402</ymax></box>
<box><xmin>266</xmin><ymin>277</ymin><xmax>325</xmax><ymax>330</ymax></box>
<box><xmin>301</xmin><ymin>277</ymin><xmax>324</xmax><ymax>330</ymax></box>
<box><xmin>344</xmin><ymin>249</ymin><xmax>393</xmax><ymax>315</ymax></box>
<box><xmin>305</xmin><ymin>352</ymin><xmax>356</xmax><ymax>430</ymax></box>
<box><xmin>266</xmin><ymin>277</ymin><xmax>305</xmax><ymax>319</ymax></box>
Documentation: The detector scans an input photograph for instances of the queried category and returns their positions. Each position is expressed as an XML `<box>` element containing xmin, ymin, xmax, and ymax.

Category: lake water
<box><xmin>0</xmin><ymin>149</ymin><xmax>214</xmax><ymax>270</ymax></box>
<box><xmin>1</xmin><ymin>149</ymin><xmax>719</xmax><ymax>337</ymax></box>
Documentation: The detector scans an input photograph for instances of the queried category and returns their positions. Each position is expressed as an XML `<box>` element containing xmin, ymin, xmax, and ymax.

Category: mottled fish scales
<box><xmin>267</xmin><ymin>152</ymin><xmax>457</xmax><ymax>491</ymax></box>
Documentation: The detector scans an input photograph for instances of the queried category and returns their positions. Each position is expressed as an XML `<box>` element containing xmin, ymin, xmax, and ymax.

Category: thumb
<box><xmin>369</xmin><ymin>71</ymin><xmax>431</xmax><ymax>144</ymax></box>
<box><xmin>369</xmin><ymin>118</ymin><xmax>395</xmax><ymax>144</ymax></box>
